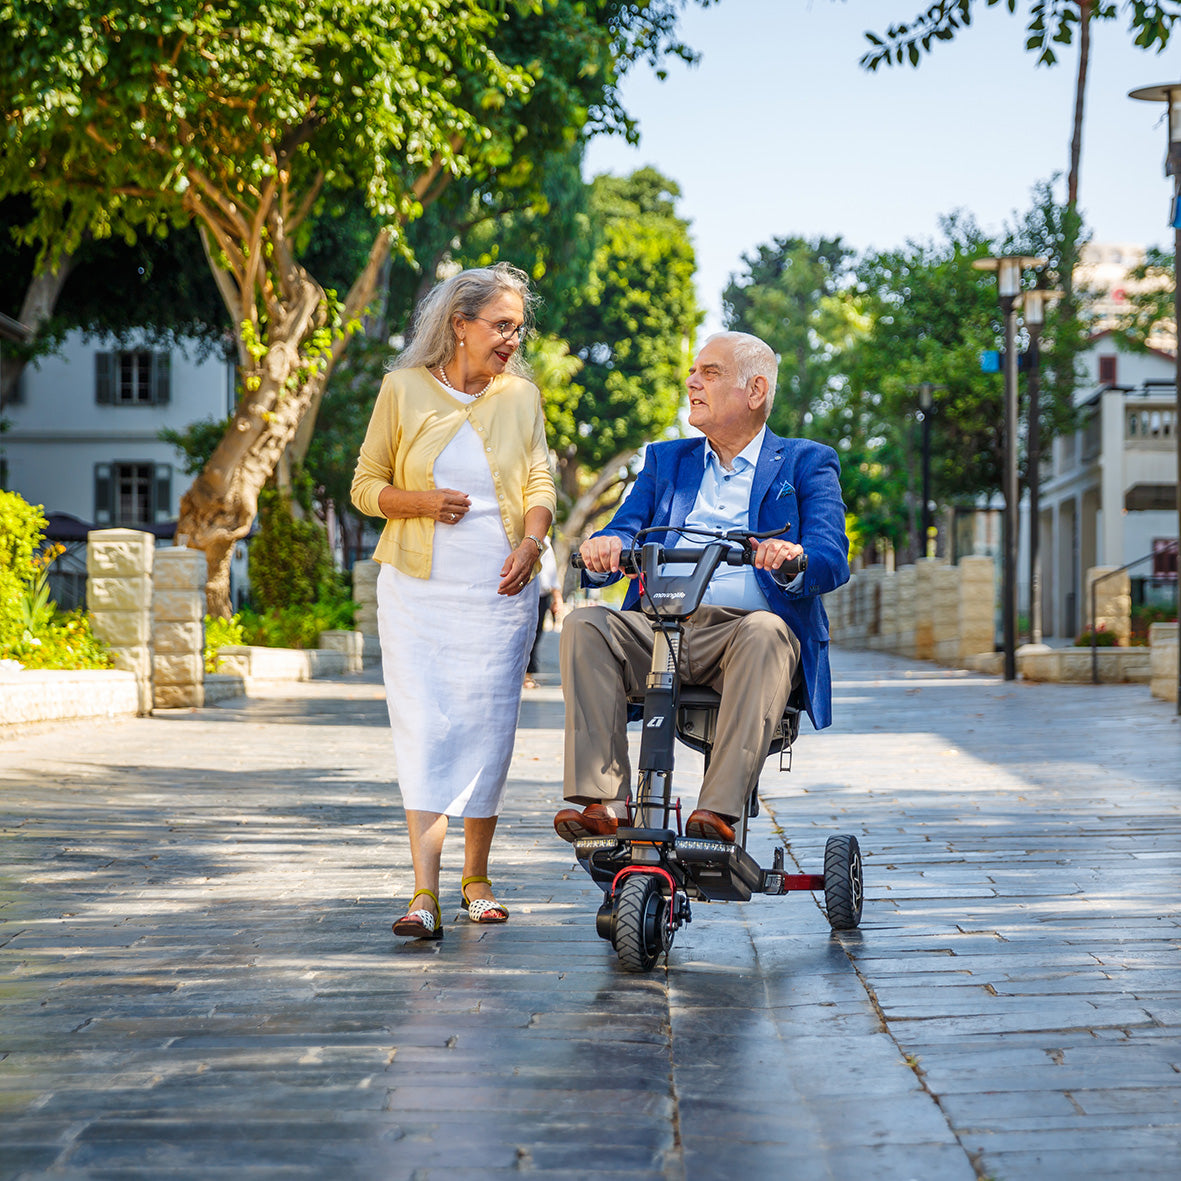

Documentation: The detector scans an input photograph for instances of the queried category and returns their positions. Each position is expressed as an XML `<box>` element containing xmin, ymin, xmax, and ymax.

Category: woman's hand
<box><xmin>379</xmin><ymin>485</ymin><xmax>472</xmax><ymax>524</ymax></box>
<box><xmin>498</xmin><ymin>541</ymin><xmax>539</xmax><ymax>596</ymax></box>
<box><xmin>429</xmin><ymin>488</ymin><xmax>471</xmax><ymax>525</ymax></box>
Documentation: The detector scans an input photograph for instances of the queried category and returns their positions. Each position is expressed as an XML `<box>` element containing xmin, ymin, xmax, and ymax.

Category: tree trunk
<box><xmin>177</xmin><ymin>270</ymin><xmax>328</xmax><ymax>616</ymax></box>
<box><xmin>0</xmin><ymin>252</ymin><xmax>75</xmax><ymax>406</ymax></box>
<box><xmin>1067</xmin><ymin>1</ymin><xmax>1090</xmax><ymax>211</ymax></box>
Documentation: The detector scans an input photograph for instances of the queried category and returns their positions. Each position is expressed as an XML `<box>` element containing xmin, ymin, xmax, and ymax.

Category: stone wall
<box><xmin>828</xmin><ymin>555</ymin><xmax>998</xmax><ymax>669</ymax></box>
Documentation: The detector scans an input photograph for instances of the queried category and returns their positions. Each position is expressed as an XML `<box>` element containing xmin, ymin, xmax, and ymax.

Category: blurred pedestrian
<box><xmin>524</xmin><ymin>546</ymin><xmax>563</xmax><ymax>689</ymax></box>
<box><xmin>351</xmin><ymin>263</ymin><xmax>556</xmax><ymax>939</ymax></box>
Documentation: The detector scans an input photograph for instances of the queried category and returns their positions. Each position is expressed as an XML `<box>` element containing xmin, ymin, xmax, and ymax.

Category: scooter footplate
<box><xmin>672</xmin><ymin>838</ymin><xmax>762</xmax><ymax>902</ymax></box>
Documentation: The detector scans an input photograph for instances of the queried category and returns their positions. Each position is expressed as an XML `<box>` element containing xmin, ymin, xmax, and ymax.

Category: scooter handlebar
<box><xmin>570</xmin><ymin>544</ymin><xmax>807</xmax><ymax>578</ymax></box>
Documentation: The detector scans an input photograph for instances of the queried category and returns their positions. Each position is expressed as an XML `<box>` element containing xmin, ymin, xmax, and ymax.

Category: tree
<box><xmin>722</xmin><ymin>237</ymin><xmax>859</xmax><ymax>438</ymax></box>
<box><xmin>859</xmin><ymin>1</ymin><xmax>1178</xmax><ymax>333</ymax></box>
<box><xmin>3</xmin><ymin>1</ymin><xmax>709</xmax><ymax>615</ymax></box>
<box><xmin>554</xmin><ymin>167</ymin><xmax>702</xmax><ymax>556</ymax></box>
<box><xmin>1115</xmin><ymin>245</ymin><xmax>1177</xmax><ymax>348</ymax></box>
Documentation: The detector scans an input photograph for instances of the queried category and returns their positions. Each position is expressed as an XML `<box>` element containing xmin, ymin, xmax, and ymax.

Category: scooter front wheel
<box><xmin>613</xmin><ymin>873</ymin><xmax>668</xmax><ymax>972</ymax></box>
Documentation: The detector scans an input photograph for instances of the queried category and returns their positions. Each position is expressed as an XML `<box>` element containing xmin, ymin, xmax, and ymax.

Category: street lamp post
<box><xmin>1129</xmin><ymin>81</ymin><xmax>1181</xmax><ymax>716</ymax></box>
<box><xmin>974</xmin><ymin>254</ymin><xmax>1048</xmax><ymax>681</ymax></box>
<box><xmin>1021</xmin><ymin>285</ymin><xmax>1062</xmax><ymax>648</ymax></box>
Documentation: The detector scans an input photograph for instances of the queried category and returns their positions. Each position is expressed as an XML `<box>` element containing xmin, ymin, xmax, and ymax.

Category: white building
<box><xmin>0</xmin><ymin>329</ymin><xmax>246</xmax><ymax>605</ymax></box>
<box><xmin>1031</xmin><ymin>331</ymin><xmax>1177</xmax><ymax>638</ymax></box>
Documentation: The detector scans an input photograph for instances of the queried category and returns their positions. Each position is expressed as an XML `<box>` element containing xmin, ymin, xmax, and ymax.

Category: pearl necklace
<box><xmin>435</xmin><ymin>366</ymin><xmax>492</xmax><ymax>399</ymax></box>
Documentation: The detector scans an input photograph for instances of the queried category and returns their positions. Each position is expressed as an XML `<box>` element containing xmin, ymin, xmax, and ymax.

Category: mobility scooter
<box><xmin>570</xmin><ymin>525</ymin><xmax>863</xmax><ymax>972</ymax></box>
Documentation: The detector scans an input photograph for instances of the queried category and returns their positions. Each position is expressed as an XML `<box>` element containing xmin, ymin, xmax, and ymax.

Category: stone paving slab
<box><xmin>1</xmin><ymin>640</ymin><xmax>1180</xmax><ymax>1179</ymax></box>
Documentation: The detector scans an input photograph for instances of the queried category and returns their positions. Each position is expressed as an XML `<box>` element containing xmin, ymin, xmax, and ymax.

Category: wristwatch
<box><xmin>525</xmin><ymin>534</ymin><xmax>546</xmax><ymax>553</ymax></box>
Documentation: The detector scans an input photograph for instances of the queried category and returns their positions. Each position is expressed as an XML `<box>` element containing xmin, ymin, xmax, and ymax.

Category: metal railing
<box><xmin>1090</xmin><ymin>541</ymin><xmax>1178</xmax><ymax>684</ymax></box>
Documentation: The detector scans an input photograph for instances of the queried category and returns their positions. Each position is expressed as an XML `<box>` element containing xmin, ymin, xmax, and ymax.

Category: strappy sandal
<box><xmin>459</xmin><ymin>875</ymin><xmax>509</xmax><ymax>924</ymax></box>
<box><xmin>392</xmin><ymin>888</ymin><xmax>444</xmax><ymax>940</ymax></box>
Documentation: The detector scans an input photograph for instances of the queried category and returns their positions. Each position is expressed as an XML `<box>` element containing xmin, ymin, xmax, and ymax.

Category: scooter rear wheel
<box><xmin>823</xmin><ymin>834</ymin><xmax>863</xmax><ymax>930</ymax></box>
<box><xmin>613</xmin><ymin>874</ymin><xmax>668</xmax><ymax>972</ymax></box>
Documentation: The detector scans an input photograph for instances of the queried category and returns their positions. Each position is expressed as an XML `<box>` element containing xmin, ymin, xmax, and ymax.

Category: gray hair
<box><xmin>708</xmin><ymin>331</ymin><xmax>778</xmax><ymax>413</ymax></box>
<box><xmin>393</xmin><ymin>262</ymin><xmax>537</xmax><ymax>377</ymax></box>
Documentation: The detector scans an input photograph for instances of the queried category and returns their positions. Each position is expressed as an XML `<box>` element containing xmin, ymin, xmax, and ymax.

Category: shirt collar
<box><xmin>705</xmin><ymin>425</ymin><xmax>766</xmax><ymax>474</ymax></box>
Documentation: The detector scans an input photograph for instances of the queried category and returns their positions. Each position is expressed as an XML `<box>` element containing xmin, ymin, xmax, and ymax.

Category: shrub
<box><xmin>203</xmin><ymin>613</ymin><xmax>247</xmax><ymax>673</ymax></box>
<box><xmin>248</xmin><ymin>487</ymin><xmax>335</xmax><ymax>612</ymax></box>
<box><xmin>0</xmin><ymin>489</ymin><xmax>112</xmax><ymax>670</ymax></box>
<box><xmin>1074</xmin><ymin>629</ymin><xmax>1119</xmax><ymax>648</ymax></box>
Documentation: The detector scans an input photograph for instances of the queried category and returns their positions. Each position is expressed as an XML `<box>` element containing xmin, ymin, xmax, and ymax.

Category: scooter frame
<box><xmin>570</xmin><ymin>526</ymin><xmax>864</xmax><ymax>972</ymax></box>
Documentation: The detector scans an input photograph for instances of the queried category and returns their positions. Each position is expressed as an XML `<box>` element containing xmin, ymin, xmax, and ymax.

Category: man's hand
<box><xmin>579</xmin><ymin>535</ymin><xmax>627</xmax><ymax>576</ymax></box>
<box><xmin>750</xmin><ymin>536</ymin><xmax>804</xmax><ymax>572</ymax></box>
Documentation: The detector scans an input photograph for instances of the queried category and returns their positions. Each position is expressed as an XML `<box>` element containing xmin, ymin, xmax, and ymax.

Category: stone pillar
<box><xmin>958</xmin><ymin>554</ymin><xmax>996</xmax><ymax>663</ymax></box>
<box><xmin>1085</xmin><ymin>566</ymin><xmax>1131</xmax><ymax>646</ymax></box>
<box><xmin>913</xmin><ymin>558</ymin><xmax>939</xmax><ymax>662</ymax></box>
<box><xmin>861</xmin><ymin>564</ymin><xmax>885</xmax><ymax>649</ymax></box>
<box><xmin>1149</xmin><ymin>622</ymin><xmax>1178</xmax><ymax>703</ymax></box>
<box><xmin>932</xmin><ymin>564</ymin><xmax>961</xmax><ymax>666</ymax></box>
<box><xmin>87</xmin><ymin>529</ymin><xmax>154</xmax><ymax>715</ymax></box>
<box><xmin>876</xmin><ymin>573</ymin><xmax>898</xmax><ymax>653</ymax></box>
<box><xmin>152</xmin><ymin>547</ymin><xmax>207</xmax><ymax>709</ymax></box>
<box><xmin>352</xmin><ymin>558</ymin><xmax>381</xmax><ymax>664</ymax></box>
<box><xmin>894</xmin><ymin>565</ymin><xmax>917</xmax><ymax>658</ymax></box>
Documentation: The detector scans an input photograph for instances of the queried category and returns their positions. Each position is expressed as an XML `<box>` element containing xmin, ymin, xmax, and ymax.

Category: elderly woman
<box><xmin>351</xmin><ymin>263</ymin><xmax>556</xmax><ymax>940</ymax></box>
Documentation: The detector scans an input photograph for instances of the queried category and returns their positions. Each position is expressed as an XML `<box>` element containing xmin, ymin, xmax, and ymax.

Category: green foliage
<box><xmin>723</xmin><ymin>236</ymin><xmax>860</xmax><ymax>438</ymax></box>
<box><xmin>203</xmin><ymin>613</ymin><xmax>247</xmax><ymax>674</ymax></box>
<box><xmin>556</xmin><ymin>168</ymin><xmax>702</xmax><ymax>489</ymax></box>
<box><xmin>248</xmin><ymin>487</ymin><xmax>336</xmax><ymax>613</ymax></box>
<box><xmin>0</xmin><ymin>490</ymin><xmax>111</xmax><ymax>669</ymax></box>
<box><xmin>1074</xmin><ymin>627</ymin><xmax>1119</xmax><ymax>647</ymax></box>
<box><xmin>861</xmin><ymin>2</ymin><xmax>1176</xmax><ymax>72</ymax></box>
<box><xmin>235</xmin><ymin>597</ymin><xmax>357</xmax><ymax>652</ymax></box>
<box><xmin>1115</xmin><ymin>245</ymin><xmax>1176</xmax><ymax>350</ymax></box>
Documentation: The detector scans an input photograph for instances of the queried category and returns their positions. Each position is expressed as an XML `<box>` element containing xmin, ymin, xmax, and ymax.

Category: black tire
<box><xmin>613</xmin><ymin>874</ymin><xmax>668</xmax><ymax>972</ymax></box>
<box><xmin>824</xmin><ymin>834</ymin><xmax>863</xmax><ymax>930</ymax></box>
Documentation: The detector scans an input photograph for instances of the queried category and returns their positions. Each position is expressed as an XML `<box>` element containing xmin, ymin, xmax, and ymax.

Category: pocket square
<box><xmin>776</xmin><ymin>481</ymin><xmax>795</xmax><ymax>499</ymax></box>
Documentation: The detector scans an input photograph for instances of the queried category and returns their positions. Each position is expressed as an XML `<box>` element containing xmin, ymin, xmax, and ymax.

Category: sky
<box><xmin>582</xmin><ymin>0</ymin><xmax>1181</xmax><ymax>334</ymax></box>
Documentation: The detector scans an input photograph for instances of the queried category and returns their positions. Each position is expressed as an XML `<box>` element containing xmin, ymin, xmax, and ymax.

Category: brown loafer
<box><xmin>554</xmin><ymin>803</ymin><xmax>619</xmax><ymax>843</ymax></box>
<box><xmin>685</xmin><ymin>809</ymin><xmax>736</xmax><ymax>843</ymax></box>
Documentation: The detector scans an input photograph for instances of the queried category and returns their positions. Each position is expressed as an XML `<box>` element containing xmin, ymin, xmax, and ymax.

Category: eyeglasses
<box><xmin>469</xmin><ymin>317</ymin><xmax>530</xmax><ymax>346</ymax></box>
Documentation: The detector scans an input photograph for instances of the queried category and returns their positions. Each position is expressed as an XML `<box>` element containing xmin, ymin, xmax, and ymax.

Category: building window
<box><xmin>1098</xmin><ymin>355</ymin><xmax>1117</xmax><ymax>385</ymax></box>
<box><xmin>94</xmin><ymin>462</ymin><xmax>172</xmax><ymax>527</ymax></box>
<box><xmin>95</xmin><ymin>351</ymin><xmax>171</xmax><ymax>405</ymax></box>
<box><xmin>1153</xmin><ymin>538</ymin><xmax>1178</xmax><ymax>582</ymax></box>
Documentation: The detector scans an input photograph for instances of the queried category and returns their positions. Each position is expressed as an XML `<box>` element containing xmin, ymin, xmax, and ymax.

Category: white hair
<box><xmin>707</xmin><ymin>331</ymin><xmax>778</xmax><ymax>413</ymax></box>
<box><xmin>393</xmin><ymin>262</ymin><xmax>537</xmax><ymax>377</ymax></box>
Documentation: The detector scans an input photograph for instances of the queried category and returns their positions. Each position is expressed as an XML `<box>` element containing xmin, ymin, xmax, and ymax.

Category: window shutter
<box><xmin>95</xmin><ymin>352</ymin><xmax>114</xmax><ymax>404</ymax></box>
<box><xmin>153</xmin><ymin>464</ymin><xmax>172</xmax><ymax>523</ymax></box>
<box><xmin>94</xmin><ymin>463</ymin><xmax>113</xmax><ymax>525</ymax></box>
<box><xmin>152</xmin><ymin>351</ymin><xmax>171</xmax><ymax>405</ymax></box>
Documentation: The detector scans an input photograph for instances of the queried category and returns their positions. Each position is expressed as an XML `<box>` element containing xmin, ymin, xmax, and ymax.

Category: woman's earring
<box><xmin>459</xmin><ymin>339</ymin><xmax>465</xmax><ymax>347</ymax></box>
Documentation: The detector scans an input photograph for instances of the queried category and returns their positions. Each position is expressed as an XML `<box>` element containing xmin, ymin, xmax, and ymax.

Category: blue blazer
<box><xmin>588</xmin><ymin>430</ymin><xmax>851</xmax><ymax>730</ymax></box>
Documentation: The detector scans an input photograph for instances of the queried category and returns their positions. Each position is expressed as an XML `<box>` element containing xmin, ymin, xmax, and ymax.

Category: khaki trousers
<box><xmin>559</xmin><ymin>605</ymin><xmax>800</xmax><ymax>820</ymax></box>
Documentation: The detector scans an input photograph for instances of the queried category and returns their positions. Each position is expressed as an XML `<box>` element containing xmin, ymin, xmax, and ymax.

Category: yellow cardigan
<box><xmin>350</xmin><ymin>366</ymin><xmax>557</xmax><ymax>578</ymax></box>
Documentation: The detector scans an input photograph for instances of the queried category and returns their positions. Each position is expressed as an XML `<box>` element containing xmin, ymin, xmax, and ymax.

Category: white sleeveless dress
<box><xmin>376</xmin><ymin>388</ymin><xmax>538</xmax><ymax>817</ymax></box>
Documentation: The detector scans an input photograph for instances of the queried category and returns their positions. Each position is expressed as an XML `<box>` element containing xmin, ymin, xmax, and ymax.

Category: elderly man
<box><xmin>554</xmin><ymin>331</ymin><xmax>851</xmax><ymax>844</ymax></box>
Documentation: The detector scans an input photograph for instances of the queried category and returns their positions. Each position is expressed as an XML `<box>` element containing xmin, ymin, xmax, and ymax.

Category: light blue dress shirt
<box><xmin>678</xmin><ymin>427</ymin><xmax>772</xmax><ymax>611</ymax></box>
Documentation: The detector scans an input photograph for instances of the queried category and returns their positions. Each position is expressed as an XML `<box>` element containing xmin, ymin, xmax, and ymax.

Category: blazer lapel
<box><xmin>669</xmin><ymin>440</ymin><xmax>704</xmax><ymax>528</ymax></box>
<box><xmin>749</xmin><ymin>432</ymin><xmax>786</xmax><ymax>529</ymax></box>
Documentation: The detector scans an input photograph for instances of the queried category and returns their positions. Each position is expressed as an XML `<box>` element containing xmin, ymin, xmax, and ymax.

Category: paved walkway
<box><xmin>1</xmin><ymin>638</ymin><xmax>1179</xmax><ymax>1180</ymax></box>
